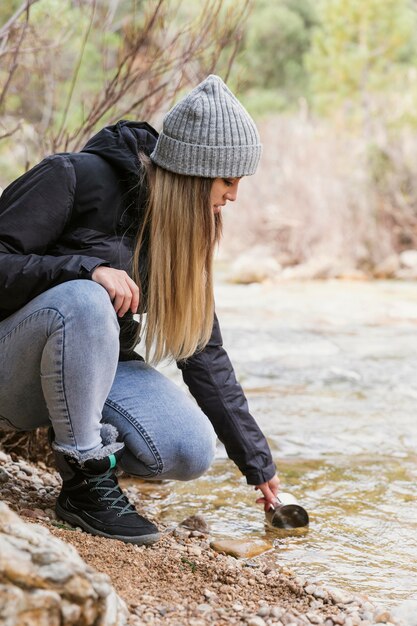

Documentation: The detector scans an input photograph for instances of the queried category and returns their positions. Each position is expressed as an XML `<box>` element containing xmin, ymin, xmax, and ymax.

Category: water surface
<box><xmin>149</xmin><ymin>280</ymin><xmax>417</xmax><ymax>606</ymax></box>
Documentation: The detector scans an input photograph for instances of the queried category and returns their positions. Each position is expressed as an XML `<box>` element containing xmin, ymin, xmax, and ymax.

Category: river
<box><xmin>149</xmin><ymin>279</ymin><xmax>417</xmax><ymax>607</ymax></box>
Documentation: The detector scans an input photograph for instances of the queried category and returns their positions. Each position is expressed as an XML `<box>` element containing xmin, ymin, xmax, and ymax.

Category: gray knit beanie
<box><xmin>150</xmin><ymin>75</ymin><xmax>262</xmax><ymax>178</ymax></box>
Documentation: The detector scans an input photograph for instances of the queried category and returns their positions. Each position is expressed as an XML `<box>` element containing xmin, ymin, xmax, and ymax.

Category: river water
<box><xmin>149</xmin><ymin>279</ymin><xmax>417</xmax><ymax>607</ymax></box>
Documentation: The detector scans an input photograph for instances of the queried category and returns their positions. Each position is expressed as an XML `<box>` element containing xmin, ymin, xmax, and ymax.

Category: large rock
<box><xmin>227</xmin><ymin>248</ymin><xmax>281</xmax><ymax>284</ymax></box>
<box><xmin>0</xmin><ymin>502</ymin><xmax>128</xmax><ymax>625</ymax></box>
<box><xmin>373</xmin><ymin>254</ymin><xmax>400</xmax><ymax>278</ymax></box>
<box><xmin>281</xmin><ymin>257</ymin><xmax>337</xmax><ymax>280</ymax></box>
<box><xmin>399</xmin><ymin>249</ymin><xmax>417</xmax><ymax>269</ymax></box>
<box><xmin>395</xmin><ymin>266</ymin><xmax>417</xmax><ymax>280</ymax></box>
<box><xmin>281</xmin><ymin>257</ymin><xmax>368</xmax><ymax>281</ymax></box>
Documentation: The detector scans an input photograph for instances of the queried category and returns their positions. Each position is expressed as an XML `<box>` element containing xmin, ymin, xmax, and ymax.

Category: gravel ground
<box><xmin>0</xmin><ymin>449</ymin><xmax>399</xmax><ymax>626</ymax></box>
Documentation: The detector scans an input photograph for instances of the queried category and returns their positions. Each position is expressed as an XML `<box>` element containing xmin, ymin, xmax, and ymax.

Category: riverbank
<box><xmin>0</xmin><ymin>448</ymin><xmax>398</xmax><ymax>626</ymax></box>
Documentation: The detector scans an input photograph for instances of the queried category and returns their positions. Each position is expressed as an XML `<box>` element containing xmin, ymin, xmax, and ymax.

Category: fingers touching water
<box><xmin>255</xmin><ymin>474</ymin><xmax>280</xmax><ymax>512</ymax></box>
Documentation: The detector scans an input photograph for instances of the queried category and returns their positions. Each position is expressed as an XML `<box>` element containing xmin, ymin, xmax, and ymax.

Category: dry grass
<box><xmin>220</xmin><ymin>114</ymin><xmax>417</xmax><ymax>271</ymax></box>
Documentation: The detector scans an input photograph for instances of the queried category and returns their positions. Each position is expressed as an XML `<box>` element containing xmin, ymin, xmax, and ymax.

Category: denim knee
<box><xmin>169</xmin><ymin>415</ymin><xmax>217</xmax><ymax>481</ymax></box>
<box><xmin>52</xmin><ymin>280</ymin><xmax>119</xmax><ymax>343</ymax></box>
<box><xmin>114</xmin><ymin>408</ymin><xmax>217</xmax><ymax>482</ymax></box>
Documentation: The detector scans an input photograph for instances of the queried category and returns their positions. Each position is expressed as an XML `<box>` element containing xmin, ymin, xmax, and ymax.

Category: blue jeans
<box><xmin>0</xmin><ymin>281</ymin><xmax>216</xmax><ymax>480</ymax></box>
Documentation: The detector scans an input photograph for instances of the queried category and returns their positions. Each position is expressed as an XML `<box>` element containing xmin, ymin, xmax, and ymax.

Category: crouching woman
<box><xmin>0</xmin><ymin>75</ymin><xmax>279</xmax><ymax>544</ymax></box>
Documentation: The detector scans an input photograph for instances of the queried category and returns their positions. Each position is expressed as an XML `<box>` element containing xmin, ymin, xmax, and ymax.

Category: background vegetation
<box><xmin>1</xmin><ymin>0</ymin><xmax>417</xmax><ymax>273</ymax></box>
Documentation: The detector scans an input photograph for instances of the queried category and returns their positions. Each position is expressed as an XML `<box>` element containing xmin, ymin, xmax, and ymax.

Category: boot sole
<box><xmin>56</xmin><ymin>502</ymin><xmax>161</xmax><ymax>545</ymax></box>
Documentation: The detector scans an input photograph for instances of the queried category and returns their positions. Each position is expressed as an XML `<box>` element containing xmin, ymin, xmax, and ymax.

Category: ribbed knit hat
<box><xmin>150</xmin><ymin>75</ymin><xmax>262</xmax><ymax>178</ymax></box>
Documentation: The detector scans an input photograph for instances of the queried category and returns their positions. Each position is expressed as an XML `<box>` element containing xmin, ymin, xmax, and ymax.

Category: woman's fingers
<box><xmin>91</xmin><ymin>267</ymin><xmax>139</xmax><ymax>316</ymax></box>
<box><xmin>126</xmin><ymin>275</ymin><xmax>140</xmax><ymax>313</ymax></box>
<box><xmin>255</xmin><ymin>475</ymin><xmax>280</xmax><ymax>511</ymax></box>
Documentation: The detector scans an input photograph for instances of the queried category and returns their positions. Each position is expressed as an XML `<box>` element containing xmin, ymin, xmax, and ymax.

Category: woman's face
<box><xmin>210</xmin><ymin>177</ymin><xmax>242</xmax><ymax>214</ymax></box>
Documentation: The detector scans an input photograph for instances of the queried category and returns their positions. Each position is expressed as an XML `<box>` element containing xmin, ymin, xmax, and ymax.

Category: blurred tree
<box><xmin>306</xmin><ymin>0</ymin><xmax>417</xmax><ymax>132</ymax></box>
<box><xmin>235</xmin><ymin>0</ymin><xmax>317</xmax><ymax>112</ymax></box>
<box><xmin>306</xmin><ymin>0</ymin><xmax>417</xmax><ymax>260</ymax></box>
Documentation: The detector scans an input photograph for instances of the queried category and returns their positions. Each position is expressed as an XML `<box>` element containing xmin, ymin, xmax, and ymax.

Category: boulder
<box><xmin>281</xmin><ymin>257</ymin><xmax>336</xmax><ymax>280</ymax></box>
<box><xmin>373</xmin><ymin>254</ymin><xmax>400</xmax><ymax>279</ymax></box>
<box><xmin>0</xmin><ymin>501</ymin><xmax>129</xmax><ymax>625</ymax></box>
<box><xmin>227</xmin><ymin>249</ymin><xmax>281</xmax><ymax>284</ymax></box>
<box><xmin>399</xmin><ymin>249</ymin><xmax>417</xmax><ymax>269</ymax></box>
<box><xmin>395</xmin><ymin>266</ymin><xmax>417</xmax><ymax>280</ymax></box>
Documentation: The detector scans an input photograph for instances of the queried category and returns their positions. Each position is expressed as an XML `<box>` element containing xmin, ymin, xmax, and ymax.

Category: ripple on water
<box><xmin>150</xmin><ymin>281</ymin><xmax>417</xmax><ymax>607</ymax></box>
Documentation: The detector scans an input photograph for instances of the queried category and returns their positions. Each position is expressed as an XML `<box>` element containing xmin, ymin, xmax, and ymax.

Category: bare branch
<box><xmin>0</xmin><ymin>0</ymin><xmax>40</xmax><ymax>41</ymax></box>
<box><xmin>0</xmin><ymin>1</ymin><xmax>32</xmax><ymax>110</ymax></box>
<box><xmin>54</xmin><ymin>0</ymin><xmax>97</xmax><ymax>147</ymax></box>
<box><xmin>0</xmin><ymin>121</ymin><xmax>22</xmax><ymax>142</ymax></box>
<box><xmin>0</xmin><ymin>0</ymin><xmax>252</xmax><ymax>164</ymax></box>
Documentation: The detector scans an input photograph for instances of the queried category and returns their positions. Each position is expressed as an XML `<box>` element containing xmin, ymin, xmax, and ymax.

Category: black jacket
<box><xmin>0</xmin><ymin>120</ymin><xmax>276</xmax><ymax>485</ymax></box>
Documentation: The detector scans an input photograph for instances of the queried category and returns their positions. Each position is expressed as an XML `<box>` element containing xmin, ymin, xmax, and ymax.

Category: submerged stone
<box><xmin>209</xmin><ymin>538</ymin><xmax>273</xmax><ymax>559</ymax></box>
<box><xmin>179</xmin><ymin>514</ymin><xmax>209</xmax><ymax>533</ymax></box>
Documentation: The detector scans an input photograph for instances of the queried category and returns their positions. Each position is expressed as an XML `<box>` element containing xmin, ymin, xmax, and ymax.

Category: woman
<box><xmin>0</xmin><ymin>75</ymin><xmax>279</xmax><ymax>545</ymax></box>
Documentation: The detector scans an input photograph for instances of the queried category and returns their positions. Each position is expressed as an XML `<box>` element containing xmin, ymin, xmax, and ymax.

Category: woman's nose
<box><xmin>225</xmin><ymin>189</ymin><xmax>238</xmax><ymax>202</ymax></box>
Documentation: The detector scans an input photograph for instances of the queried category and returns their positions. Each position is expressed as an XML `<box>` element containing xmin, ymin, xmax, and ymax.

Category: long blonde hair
<box><xmin>131</xmin><ymin>153</ymin><xmax>222</xmax><ymax>364</ymax></box>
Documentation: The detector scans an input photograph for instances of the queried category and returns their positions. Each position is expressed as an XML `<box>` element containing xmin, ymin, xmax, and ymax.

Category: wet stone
<box><xmin>210</xmin><ymin>538</ymin><xmax>273</xmax><ymax>559</ymax></box>
<box><xmin>180</xmin><ymin>514</ymin><xmax>210</xmax><ymax>533</ymax></box>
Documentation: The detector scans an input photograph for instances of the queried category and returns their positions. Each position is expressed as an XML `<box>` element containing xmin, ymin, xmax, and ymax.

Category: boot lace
<box><xmin>91</xmin><ymin>471</ymin><xmax>137</xmax><ymax>516</ymax></box>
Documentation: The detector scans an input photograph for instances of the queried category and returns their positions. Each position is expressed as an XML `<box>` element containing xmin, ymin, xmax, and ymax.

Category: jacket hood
<box><xmin>81</xmin><ymin>120</ymin><xmax>159</xmax><ymax>175</ymax></box>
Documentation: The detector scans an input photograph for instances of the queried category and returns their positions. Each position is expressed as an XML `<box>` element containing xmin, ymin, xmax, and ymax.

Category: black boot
<box><xmin>52</xmin><ymin>424</ymin><xmax>160</xmax><ymax>545</ymax></box>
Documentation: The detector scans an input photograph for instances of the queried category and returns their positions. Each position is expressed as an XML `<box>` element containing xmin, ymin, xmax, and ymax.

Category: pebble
<box><xmin>0</xmin><ymin>450</ymin><xmax>8</xmax><ymax>463</ymax></box>
<box><xmin>196</xmin><ymin>603</ymin><xmax>212</xmax><ymax>613</ymax></box>
<box><xmin>180</xmin><ymin>514</ymin><xmax>209</xmax><ymax>533</ymax></box>
<box><xmin>203</xmin><ymin>588</ymin><xmax>217</xmax><ymax>601</ymax></box>
<box><xmin>257</xmin><ymin>605</ymin><xmax>270</xmax><ymax>617</ymax></box>
<box><xmin>329</xmin><ymin>589</ymin><xmax>355</xmax><ymax>606</ymax></box>
<box><xmin>360</xmin><ymin>611</ymin><xmax>373</xmax><ymax>621</ymax></box>
<box><xmin>0</xmin><ymin>468</ymin><xmax>10</xmax><ymax>483</ymax></box>
<box><xmin>19</xmin><ymin>508</ymin><xmax>48</xmax><ymax>519</ymax></box>
<box><xmin>172</xmin><ymin>543</ymin><xmax>187</xmax><ymax>552</ymax></box>
<box><xmin>42</xmin><ymin>474</ymin><xmax>58</xmax><ymax>486</ymax></box>
<box><xmin>271</xmin><ymin>607</ymin><xmax>284</xmax><ymax>619</ymax></box>
<box><xmin>246</xmin><ymin>617</ymin><xmax>267</xmax><ymax>626</ymax></box>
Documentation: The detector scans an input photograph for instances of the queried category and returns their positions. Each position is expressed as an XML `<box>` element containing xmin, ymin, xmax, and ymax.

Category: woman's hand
<box><xmin>255</xmin><ymin>474</ymin><xmax>280</xmax><ymax>512</ymax></box>
<box><xmin>92</xmin><ymin>266</ymin><xmax>139</xmax><ymax>317</ymax></box>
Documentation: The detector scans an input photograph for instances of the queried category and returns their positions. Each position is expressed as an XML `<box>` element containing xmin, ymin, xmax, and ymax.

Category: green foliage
<box><xmin>236</xmin><ymin>0</ymin><xmax>317</xmax><ymax>104</ymax></box>
<box><xmin>0</xmin><ymin>1</ymin><xmax>22</xmax><ymax>23</ymax></box>
<box><xmin>306</xmin><ymin>0</ymin><xmax>417</xmax><ymax>117</ymax></box>
<box><xmin>239</xmin><ymin>88</ymin><xmax>289</xmax><ymax>118</ymax></box>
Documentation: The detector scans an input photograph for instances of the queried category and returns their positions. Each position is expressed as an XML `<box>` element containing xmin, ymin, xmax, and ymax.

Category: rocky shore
<box><xmin>0</xmin><ymin>449</ymin><xmax>402</xmax><ymax>626</ymax></box>
<box><xmin>225</xmin><ymin>248</ymin><xmax>417</xmax><ymax>285</ymax></box>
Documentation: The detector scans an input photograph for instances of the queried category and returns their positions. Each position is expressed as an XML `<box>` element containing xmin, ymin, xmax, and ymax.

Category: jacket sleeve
<box><xmin>0</xmin><ymin>155</ymin><xmax>107</xmax><ymax>314</ymax></box>
<box><xmin>177</xmin><ymin>313</ymin><xmax>276</xmax><ymax>485</ymax></box>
